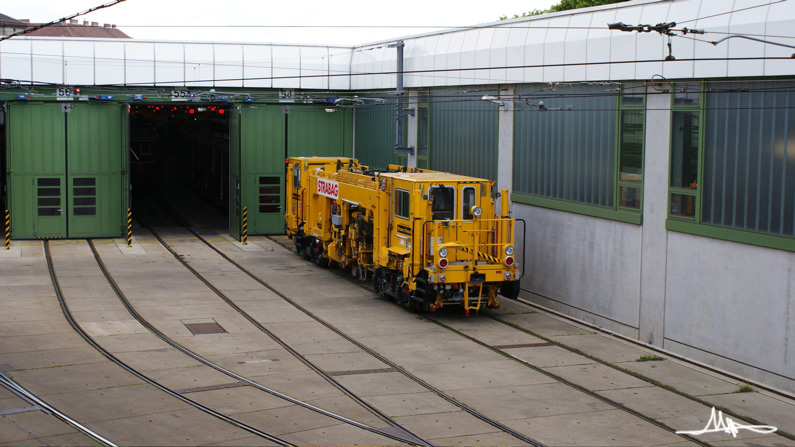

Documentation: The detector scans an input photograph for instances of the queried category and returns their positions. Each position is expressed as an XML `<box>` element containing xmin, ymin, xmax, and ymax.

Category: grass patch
<box><xmin>636</xmin><ymin>355</ymin><xmax>665</xmax><ymax>362</ymax></box>
<box><xmin>734</xmin><ymin>385</ymin><xmax>754</xmax><ymax>393</ymax></box>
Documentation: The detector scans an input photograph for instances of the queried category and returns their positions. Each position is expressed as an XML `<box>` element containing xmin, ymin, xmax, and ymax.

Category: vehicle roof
<box><xmin>382</xmin><ymin>171</ymin><xmax>488</xmax><ymax>183</ymax></box>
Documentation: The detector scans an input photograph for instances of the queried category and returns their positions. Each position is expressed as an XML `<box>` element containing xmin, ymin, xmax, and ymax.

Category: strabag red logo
<box><xmin>317</xmin><ymin>179</ymin><xmax>339</xmax><ymax>200</ymax></box>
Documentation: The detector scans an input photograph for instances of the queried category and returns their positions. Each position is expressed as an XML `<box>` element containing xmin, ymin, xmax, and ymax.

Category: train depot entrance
<box><xmin>129</xmin><ymin>104</ymin><xmax>232</xmax><ymax>231</ymax></box>
<box><xmin>5</xmin><ymin>97</ymin><xmax>351</xmax><ymax>241</ymax></box>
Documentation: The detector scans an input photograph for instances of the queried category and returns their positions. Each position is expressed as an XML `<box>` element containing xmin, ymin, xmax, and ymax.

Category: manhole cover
<box><xmin>184</xmin><ymin>322</ymin><xmax>227</xmax><ymax>335</ymax></box>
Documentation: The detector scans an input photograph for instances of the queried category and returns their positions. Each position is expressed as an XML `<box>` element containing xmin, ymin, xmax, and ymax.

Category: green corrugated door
<box><xmin>7</xmin><ymin>102</ymin><xmax>67</xmax><ymax>238</ymax></box>
<box><xmin>229</xmin><ymin>105</ymin><xmax>242</xmax><ymax>240</ymax></box>
<box><xmin>240</xmin><ymin>105</ymin><xmax>286</xmax><ymax>235</ymax></box>
<box><xmin>67</xmin><ymin>102</ymin><xmax>128</xmax><ymax>238</ymax></box>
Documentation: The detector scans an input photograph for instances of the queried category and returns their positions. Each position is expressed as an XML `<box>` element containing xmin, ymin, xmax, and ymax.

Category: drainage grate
<box><xmin>184</xmin><ymin>322</ymin><xmax>227</xmax><ymax>335</ymax></box>
<box><xmin>174</xmin><ymin>382</ymin><xmax>247</xmax><ymax>394</ymax></box>
<box><xmin>326</xmin><ymin>368</ymin><xmax>396</xmax><ymax>376</ymax></box>
<box><xmin>492</xmin><ymin>342</ymin><xmax>555</xmax><ymax>349</ymax></box>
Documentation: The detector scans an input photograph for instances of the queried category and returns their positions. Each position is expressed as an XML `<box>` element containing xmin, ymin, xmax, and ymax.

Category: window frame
<box><xmin>512</xmin><ymin>83</ymin><xmax>645</xmax><ymax>225</ymax></box>
<box><xmin>665</xmin><ymin>81</ymin><xmax>795</xmax><ymax>252</ymax></box>
<box><xmin>667</xmin><ymin>84</ymin><xmax>704</xmax><ymax>223</ymax></box>
<box><xmin>462</xmin><ymin>185</ymin><xmax>477</xmax><ymax>220</ymax></box>
<box><xmin>429</xmin><ymin>185</ymin><xmax>456</xmax><ymax>221</ymax></box>
<box><xmin>615</xmin><ymin>86</ymin><xmax>646</xmax><ymax>213</ymax></box>
<box><xmin>394</xmin><ymin>188</ymin><xmax>410</xmax><ymax>220</ymax></box>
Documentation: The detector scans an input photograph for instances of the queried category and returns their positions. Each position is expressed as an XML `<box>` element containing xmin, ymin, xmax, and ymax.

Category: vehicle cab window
<box><xmin>430</xmin><ymin>186</ymin><xmax>455</xmax><ymax>220</ymax></box>
<box><xmin>462</xmin><ymin>186</ymin><xmax>477</xmax><ymax>220</ymax></box>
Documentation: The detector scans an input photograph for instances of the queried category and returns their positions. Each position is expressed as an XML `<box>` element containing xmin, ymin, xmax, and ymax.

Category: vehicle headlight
<box><xmin>471</xmin><ymin>206</ymin><xmax>483</xmax><ymax>217</ymax></box>
<box><xmin>505</xmin><ymin>245</ymin><xmax>514</xmax><ymax>256</ymax></box>
<box><xmin>438</xmin><ymin>247</ymin><xmax>448</xmax><ymax>258</ymax></box>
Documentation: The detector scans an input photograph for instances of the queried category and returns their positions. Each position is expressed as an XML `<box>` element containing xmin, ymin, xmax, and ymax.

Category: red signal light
<box><xmin>505</xmin><ymin>256</ymin><xmax>514</xmax><ymax>266</ymax></box>
<box><xmin>438</xmin><ymin>258</ymin><xmax>448</xmax><ymax>268</ymax></box>
<box><xmin>218</xmin><ymin>109</ymin><xmax>225</xmax><ymax>114</ymax></box>
<box><xmin>189</xmin><ymin>108</ymin><xmax>195</xmax><ymax>114</ymax></box>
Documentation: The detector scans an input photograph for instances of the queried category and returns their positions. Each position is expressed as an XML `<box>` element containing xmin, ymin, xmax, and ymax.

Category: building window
<box><xmin>72</xmin><ymin>177</ymin><xmax>97</xmax><ymax>216</ymax></box>
<box><xmin>512</xmin><ymin>83</ymin><xmax>645</xmax><ymax>224</ymax></box>
<box><xmin>669</xmin><ymin>108</ymin><xmax>700</xmax><ymax>219</ymax></box>
<box><xmin>395</xmin><ymin>189</ymin><xmax>410</xmax><ymax>219</ymax></box>
<box><xmin>37</xmin><ymin>178</ymin><xmax>61</xmax><ymax>217</ymax></box>
<box><xmin>666</xmin><ymin>81</ymin><xmax>795</xmax><ymax>252</ymax></box>
<box><xmin>617</xmin><ymin>84</ymin><xmax>646</xmax><ymax>210</ymax></box>
<box><xmin>258</xmin><ymin>176</ymin><xmax>281</xmax><ymax>213</ymax></box>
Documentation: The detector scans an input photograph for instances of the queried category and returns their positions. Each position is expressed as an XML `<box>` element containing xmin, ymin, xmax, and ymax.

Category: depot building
<box><xmin>0</xmin><ymin>0</ymin><xmax>793</xmax><ymax>393</ymax></box>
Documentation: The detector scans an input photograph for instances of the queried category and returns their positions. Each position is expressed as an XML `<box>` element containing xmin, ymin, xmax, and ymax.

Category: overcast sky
<box><xmin>5</xmin><ymin>0</ymin><xmax>557</xmax><ymax>46</ymax></box>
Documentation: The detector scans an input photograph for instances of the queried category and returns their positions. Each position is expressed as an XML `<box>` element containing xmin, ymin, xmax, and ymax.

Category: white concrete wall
<box><xmin>664</xmin><ymin>233</ymin><xmax>794</xmax><ymax>392</ymax></box>
<box><xmin>515</xmin><ymin>204</ymin><xmax>643</xmax><ymax>337</ymax></box>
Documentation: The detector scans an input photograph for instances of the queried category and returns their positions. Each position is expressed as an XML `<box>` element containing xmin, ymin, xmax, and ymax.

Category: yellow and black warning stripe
<box><xmin>4</xmin><ymin>209</ymin><xmax>10</xmax><ymax>250</ymax></box>
<box><xmin>458</xmin><ymin>246</ymin><xmax>501</xmax><ymax>264</ymax></box>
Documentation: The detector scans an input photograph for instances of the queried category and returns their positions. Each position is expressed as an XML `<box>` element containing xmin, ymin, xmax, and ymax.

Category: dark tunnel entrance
<box><xmin>129</xmin><ymin>104</ymin><xmax>230</xmax><ymax>229</ymax></box>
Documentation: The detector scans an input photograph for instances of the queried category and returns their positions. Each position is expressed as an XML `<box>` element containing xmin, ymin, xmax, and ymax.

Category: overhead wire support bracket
<box><xmin>608</xmin><ymin>21</ymin><xmax>705</xmax><ymax>61</ymax></box>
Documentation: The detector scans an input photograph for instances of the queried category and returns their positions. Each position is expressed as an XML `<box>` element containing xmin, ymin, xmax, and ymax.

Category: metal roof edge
<box><xmin>352</xmin><ymin>0</ymin><xmax>673</xmax><ymax>49</ymax></box>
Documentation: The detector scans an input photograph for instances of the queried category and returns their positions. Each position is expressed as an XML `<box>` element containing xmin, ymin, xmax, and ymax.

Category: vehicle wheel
<box><xmin>500</xmin><ymin>281</ymin><xmax>521</xmax><ymax>300</ymax></box>
<box><xmin>373</xmin><ymin>269</ymin><xmax>388</xmax><ymax>298</ymax></box>
<box><xmin>397</xmin><ymin>283</ymin><xmax>412</xmax><ymax>308</ymax></box>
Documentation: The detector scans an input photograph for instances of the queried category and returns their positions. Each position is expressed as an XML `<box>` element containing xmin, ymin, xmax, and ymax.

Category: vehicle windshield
<box><xmin>430</xmin><ymin>186</ymin><xmax>455</xmax><ymax>220</ymax></box>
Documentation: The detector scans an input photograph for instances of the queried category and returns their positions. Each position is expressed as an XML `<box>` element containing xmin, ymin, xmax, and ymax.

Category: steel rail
<box><xmin>132</xmin><ymin>198</ymin><xmax>429</xmax><ymax>447</ymax></box>
<box><xmin>422</xmin><ymin>316</ymin><xmax>714</xmax><ymax>447</ymax></box>
<box><xmin>237</xmin><ymin>235</ymin><xmax>548</xmax><ymax>447</ymax></box>
<box><xmin>43</xmin><ymin>241</ymin><xmax>295</xmax><ymax>447</ymax></box>
<box><xmin>269</xmin><ymin>233</ymin><xmax>794</xmax><ymax>445</ymax></box>
<box><xmin>146</xmin><ymin>195</ymin><xmax>542</xmax><ymax>446</ymax></box>
<box><xmin>0</xmin><ymin>372</ymin><xmax>118</xmax><ymax>447</ymax></box>
<box><xmin>509</xmin><ymin>297</ymin><xmax>795</xmax><ymax>441</ymax></box>
<box><xmin>284</xmin><ymin>234</ymin><xmax>730</xmax><ymax>447</ymax></box>
<box><xmin>292</xmin><ymin>229</ymin><xmax>792</xmax><ymax>445</ymax></box>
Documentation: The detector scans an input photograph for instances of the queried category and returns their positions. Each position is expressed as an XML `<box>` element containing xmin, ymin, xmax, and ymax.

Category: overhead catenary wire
<box><xmin>2</xmin><ymin>47</ymin><xmax>792</xmax><ymax>89</ymax></box>
<box><xmin>93</xmin><ymin>23</ymin><xmax>795</xmax><ymax>39</ymax></box>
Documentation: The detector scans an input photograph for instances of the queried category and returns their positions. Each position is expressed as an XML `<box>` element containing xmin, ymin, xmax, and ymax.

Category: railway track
<box><xmin>490</xmin><ymin>298</ymin><xmax>795</xmax><ymax>442</ymax></box>
<box><xmin>43</xmin><ymin>240</ymin><xmax>295</xmax><ymax>447</ymax></box>
<box><xmin>136</xmin><ymin>193</ymin><xmax>791</xmax><ymax>446</ymax></box>
<box><xmin>0</xmin><ymin>371</ymin><xmax>117</xmax><ymax>447</ymax></box>
<box><xmin>130</xmin><ymin>198</ymin><xmax>429</xmax><ymax>446</ymax></box>
<box><xmin>264</xmin><ymin>236</ymin><xmax>793</xmax><ymax>447</ymax></box>
<box><xmin>138</xmin><ymin>195</ymin><xmax>547</xmax><ymax>447</ymax></box>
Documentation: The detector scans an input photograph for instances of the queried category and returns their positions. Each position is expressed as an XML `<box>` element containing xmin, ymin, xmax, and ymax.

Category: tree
<box><xmin>500</xmin><ymin>0</ymin><xmax>629</xmax><ymax>20</ymax></box>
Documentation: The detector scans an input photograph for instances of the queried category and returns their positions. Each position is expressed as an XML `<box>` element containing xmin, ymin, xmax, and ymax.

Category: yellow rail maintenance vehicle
<box><xmin>285</xmin><ymin>157</ymin><xmax>524</xmax><ymax>315</ymax></box>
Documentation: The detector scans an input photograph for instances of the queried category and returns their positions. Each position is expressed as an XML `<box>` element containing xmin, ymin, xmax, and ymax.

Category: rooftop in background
<box><xmin>0</xmin><ymin>13</ymin><xmax>129</xmax><ymax>38</ymax></box>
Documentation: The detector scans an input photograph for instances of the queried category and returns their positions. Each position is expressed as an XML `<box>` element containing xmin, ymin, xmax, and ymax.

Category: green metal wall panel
<box><xmin>286</xmin><ymin>106</ymin><xmax>352</xmax><ymax>158</ymax></box>
<box><xmin>67</xmin><ymin>102</ymin><xmax>128</xmax><ymax>238</ymax></box>
<box><xmin>7</xmin><ymin>101</ymin><xmax>128</xmax><ymax>239</ymax></box>
<box><xmin>7</xmin><ymin>102</ymin><xmax>67</xmax><ymax>238</ymax></box>
<box><xmin>239</xmin><ymin>105</ymin><xmax>286</xmax><ymax>235</ymax></box>
<box><xmin>353</xmin><ymin>99</ymin><xmax>396</xmax><ymax>170</ymax></box>
<box><xmin>429</xmin><ymin>87</ymin><xmax>499</xmax><ymax>180</ymax></box>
